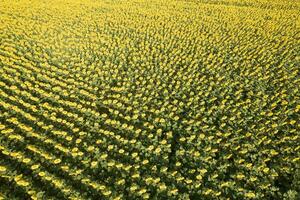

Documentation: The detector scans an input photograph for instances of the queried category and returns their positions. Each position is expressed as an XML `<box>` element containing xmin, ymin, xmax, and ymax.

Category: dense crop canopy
<box><xmin>0</xmin><ymin>0</ymin><xmax>299</xmax><ymax>199</ymax></box>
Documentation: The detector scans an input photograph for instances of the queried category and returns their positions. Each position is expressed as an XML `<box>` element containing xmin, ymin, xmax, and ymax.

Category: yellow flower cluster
<box><xmin>0</xmin><ymin>0</ymin><xmax>299</xmax><ymax>199</ymax></box>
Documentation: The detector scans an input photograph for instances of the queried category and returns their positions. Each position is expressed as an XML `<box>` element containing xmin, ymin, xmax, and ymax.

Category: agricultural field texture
<box><xmin>0</xmin><ymin>0</ymin><xmax>299</xmax><ymax>199</ymax></box>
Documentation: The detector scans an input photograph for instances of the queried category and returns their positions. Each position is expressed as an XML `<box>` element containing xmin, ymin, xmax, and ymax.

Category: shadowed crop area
<box><xmin>0</xmin><ymin>0</ymin><xmax>299</xmax><ymax>199</ymax></box>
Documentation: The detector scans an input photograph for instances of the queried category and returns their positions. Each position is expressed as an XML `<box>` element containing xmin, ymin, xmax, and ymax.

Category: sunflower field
<box><xmin>0</xmin><ymin>0</ymin><xmax>299</xmax><ymax>199</ymax></box>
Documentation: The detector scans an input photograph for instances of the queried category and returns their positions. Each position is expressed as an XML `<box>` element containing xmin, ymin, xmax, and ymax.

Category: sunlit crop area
<box><xmin>0</xmin><ymin>0</ymin><xmax>299</xmax><ymax>199</ymax></box>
